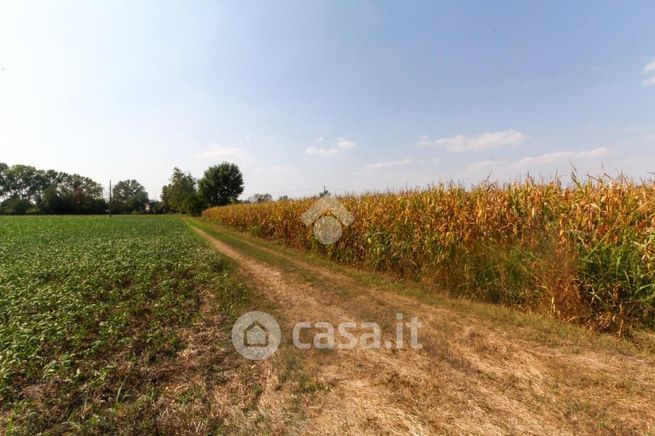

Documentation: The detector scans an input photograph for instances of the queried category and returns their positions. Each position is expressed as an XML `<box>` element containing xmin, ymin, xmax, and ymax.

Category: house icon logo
<box><xmin>301</xmin><ymin>195</ymin><xmax>354</xmax><ymax>245</ymax></box>
<box><xmin>244</xmin><ymin>320</ymin><xmax>269</xmax><ymax>347</ymax></box>
<box><xmin>231</xmin><ymin>311</ymin><xmax>281</xmax><ymax>360</ymax></box>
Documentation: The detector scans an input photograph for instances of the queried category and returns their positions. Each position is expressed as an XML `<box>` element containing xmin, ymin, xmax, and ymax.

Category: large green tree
<box><xmin>161</xmin><ymin>168</ymin><xmax>203</xmax><ymax>215</ymax></box>
<box><xmin>112</xmin><ymin>179</ymin><xmax>148</xmax><ymax>213</ymax></box>
<box><xmin>41</xmin><ymin>173</ymin><xmax>105</xmax><ymax>214</ymax></box>
<box><xmin>0</xmin><ymin>163</ymin><xmax>8</xmax><ymax>200</ymax></box>
<box><xmin>198</xmin><ymin>162</ymin><xmax>244</xmax><ymax>207</ymax></box>
<box><xmin>0</xmin><ymin>165</ymin><xmax>47</xmax><ymax>202</ymax></box>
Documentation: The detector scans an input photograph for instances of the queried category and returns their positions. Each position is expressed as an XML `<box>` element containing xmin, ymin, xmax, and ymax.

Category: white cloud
<box><xmin>197</xmin><ymin>143</ymin><xmax>250</xmax><ymax>160</ymax></box>
<box><xmin>416</xmin><ymin>135</ymin><xmax>433</xmax><ymax>147</ymax></box>
<box><xmin>641</xmin><ymin>60</ymin><xmax>655</xmax><ymax>86</ymax></box>
<box><xmin>365</xmin><ymin>158</ymin><xmax>413</xmax><ymax>171</ymax></box>
<box><xmin>512</xmin><ymin>147</ymin><xmax>615</xmax><ymax>169</ymax></box>
<box><xmin>336</xmin><ymin>138</ymin><xmax>356</xmax><ymax>149</ymax></box>
<box><xmin>465</xmin><ymin>148</ymin><xmax>617</xmax><ymax>175</ymax></box>
<box><xmin>435</xmin><ymin>130</ymin><xmax>525</xmax><ymax>152</ymax></box>
<box><xmin>305</xmin><ymin>137</ymin><xmax>357</xmax><ymax>157</ymax></box>
<box><xmin>642</xmin><ymin>76</ymin><xmax>655</xmax><ymax>87</ymax></box>
<box><xmin>305</xmin><ymin>146</ymin><xmax>340</xmax><ymax>157</ymax></box>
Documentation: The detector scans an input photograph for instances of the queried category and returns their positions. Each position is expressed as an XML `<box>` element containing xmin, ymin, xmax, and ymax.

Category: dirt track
<box><xmin>190</xmin><ymin>222</ymin><xmax>655</xmax><ymax>435</ymax></box>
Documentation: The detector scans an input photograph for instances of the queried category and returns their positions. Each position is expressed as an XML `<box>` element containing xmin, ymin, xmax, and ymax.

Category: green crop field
<box><xmin>0</xmin><ymin>216</ymin><xmax>249</xmax><ymax>433</ymax></box>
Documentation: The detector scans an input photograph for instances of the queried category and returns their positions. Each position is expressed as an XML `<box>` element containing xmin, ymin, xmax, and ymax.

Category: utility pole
<box><xmin>108</xmin><ymin>179</ymin><xmax>112</xmax><ymax>218</ymax></box>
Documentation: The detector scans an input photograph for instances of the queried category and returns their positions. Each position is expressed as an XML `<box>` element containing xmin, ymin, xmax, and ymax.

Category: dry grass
<box><xmin>191</xmin><ymin>221</ymin><xmax>655</xmax><ymax>434</ymax></box>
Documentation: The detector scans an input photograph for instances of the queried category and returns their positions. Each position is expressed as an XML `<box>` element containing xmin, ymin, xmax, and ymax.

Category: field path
<box><xmin>189</xmin><ymin>220</ymin><xmax>655</xmax><ymax>435</ymax></box>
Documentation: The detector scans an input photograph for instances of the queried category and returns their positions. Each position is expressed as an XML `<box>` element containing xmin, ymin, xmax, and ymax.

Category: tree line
<box><xmin>161</xmin><ymin>162</ymin><xmax>244</xmax><ymax>215</ymax></box>
<box><xmin>0</xmin><ymin>163</ymin><xmax>107</xmax><ymax>214</ymax></box>
<box><xmin>0</xmin><ymin>161</ymin><xmax>245</xmax><ymax>215</ymax></box>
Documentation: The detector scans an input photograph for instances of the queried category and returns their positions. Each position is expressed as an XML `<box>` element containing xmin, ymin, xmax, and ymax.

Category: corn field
<box><xmin>203</xmin><ymin>176</ymin><xmax>655</xmax><ymax>333</ymax></box>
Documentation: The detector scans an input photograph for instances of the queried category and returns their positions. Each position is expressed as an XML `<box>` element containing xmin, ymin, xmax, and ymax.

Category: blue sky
<box><xmin>1</xmin><ymin>1</ymin><xmax>654</xmax><ymax>199</ymax></box>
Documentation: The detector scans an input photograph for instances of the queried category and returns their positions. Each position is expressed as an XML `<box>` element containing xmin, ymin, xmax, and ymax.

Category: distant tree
<box><xmin>258</xmin><ymin>193</ymin><xmax>272</xmax><ymax>203</ymax></box>
<box><xmin>0</xmin><ymin>164</ymin><xmax>105</xmax><ymax>215</ymax></box>
<box><xmin>0</xmin><ymin>163</ymin><xmax>8</xmax><ymax>201</ymax></box>
<box><xmin>147</xmin><ymin>200</ymin><xmax>165</xmax><ymax>214</ymax></box>
<box><xmin>0</xmin><ymin>165</ymin><xmax>47</xmax><ymax>203</ymax></box>
<box><xmin>160</xmin><ymin>185</ymin><xmax>172</xmax><ymax>211</ymax></box>
<box><xmin>186</xmin><ymin>193</ymin><xmax>205</xmax><ymax>216</ymax></box>
<box><xmin>161</xmin><ymin>168</ymin><xmax>201</xmax><ymax>215</ymax></box>
<box><xmin>198</xmin><ymin>162</ymin><xmax>244</xmax><ymax>207</ymax></box>
<box><xmin>0</xmin><ymin>197</ymin><xmax>31</xmax><ymax>215</ymax></box>
<box><xmin>248</xmin><ymin>193</ymin><xmax>272</xmax><ymax>203</ymax></box>
<box><xmin>64</xmin><ymin>174</ymin><xmax>105</xmax><ymax>213</ymax></box>
<box><xmin>278</xmin><ymin>195</ymin><xmax>290</xmax><ymax>202</ymax></box>
<box><xmin>112</xmin><ymin>179</ymin><xmax>148</xmax><ymax>213</ymax></box>
<box><xmin>41</xmin><ymin>184</ymin><xmax>68</xmax><ymax>214</ymax></box>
